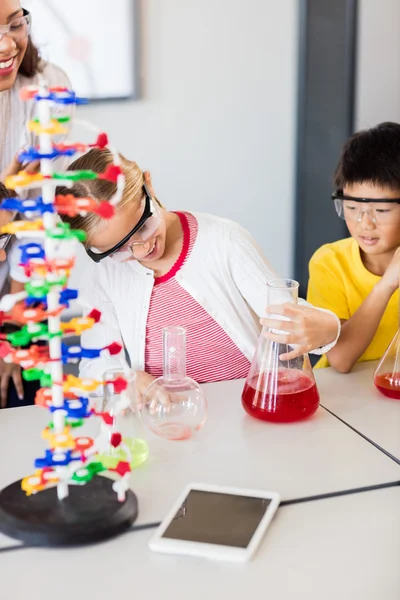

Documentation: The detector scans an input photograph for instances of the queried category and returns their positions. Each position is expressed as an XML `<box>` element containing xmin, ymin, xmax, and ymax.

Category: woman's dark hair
<box><xmin>333</xmin><ymin>122</ymin><xmax>400</xmax><ymax>191</ymax></box>
<box><xmin>0</xmin><ymin>182</ymin><xmax>15</xmax><ymax>200</ymax></box>
<box><xmin>18</xmin><ymin>37</ymin><xmax>42</xmax><ymax>78</ymax></box>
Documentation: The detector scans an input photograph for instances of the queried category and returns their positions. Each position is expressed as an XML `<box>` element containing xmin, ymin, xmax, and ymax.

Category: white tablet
<box><xmin>149</xmin><ymin>483</ymin><xmax>280</xmax><ymax>562</ymax></box>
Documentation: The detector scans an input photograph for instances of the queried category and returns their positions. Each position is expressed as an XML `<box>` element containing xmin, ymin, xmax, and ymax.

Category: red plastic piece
<box><xmin>0</xmin><ymin>341</ymin><xmax>12</xmax><ymax>359</ymax></box>
<box><xmin>90</xmin><ymin>133</ymin><xmax>108</xmax><ymax>149</ymax></box>
<box><xmin>94</xmin><ymin>202</ymin><xmax>115</xmax><ymax>219</ymax></box>
<box><xmin>111</xmin><ymin>461</ymin><xmax>131</xmax><ymax>476</ymax></box>
<box><xmin>111</xmin><ymin>377</ymin><xmax>128</xmax><ymax>394</ymax></box>
<box><xmin>87</xmin><ymin>309</ymin><xmax>101</xmax><ymax>323</ymax></box>
<box><xmin>49</xmin><ymin>86</ymin><xmax>69</xmax><ymax>93</ymax></box>
<box><xmin>106</xmin><ymin>342</ymin><xmax>122</xmax><ymax>356</ymax></box>
<box><xmin>110</xmin><ymin>432</ymin><xmax>122</xmax><ymax>448</ymax></box>
<box><xmin>98</xmin><ymin>165</ymin><xmax>122</xmax><ymax>183</ymax></box>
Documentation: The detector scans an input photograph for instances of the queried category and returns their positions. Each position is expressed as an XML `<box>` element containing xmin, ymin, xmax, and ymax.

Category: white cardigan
<box><xmin>79</xmin><ymin>213</ymin><xmax>338</xmax><ymax>380</ymax></box>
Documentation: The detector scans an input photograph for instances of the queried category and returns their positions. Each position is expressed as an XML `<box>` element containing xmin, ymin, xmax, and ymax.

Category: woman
<box><xmin>60</xmin><ymin>149</ymin><xmax>340</xmax><ymax>397</ymax></box>
<box><xmin>0</xmin><ymin>0</ymin><xmax>70</xmax><ymax>407</ymax></box>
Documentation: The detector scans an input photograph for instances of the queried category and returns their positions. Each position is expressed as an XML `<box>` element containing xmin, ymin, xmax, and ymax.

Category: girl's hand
<box><xmin>260</xmin><ymin>303</ymin><xmax>339</xmax><ymax>361</ymax></box>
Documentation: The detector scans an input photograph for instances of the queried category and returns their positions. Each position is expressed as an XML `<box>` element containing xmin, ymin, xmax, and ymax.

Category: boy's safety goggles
<box><xmin>332</xmin><ymin>190</ymin><xmax>400</xmax><ymax>224</ymax></box>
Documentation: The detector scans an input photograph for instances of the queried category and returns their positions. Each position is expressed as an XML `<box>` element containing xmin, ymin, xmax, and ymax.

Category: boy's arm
<box><xmin>308</xmin><ymin>248</ymin><xmax>399</xmax><ymax>373</ymax></box>
<box><xmin>326</xmin><ymin>283</ymin><xmax>393</xmax><ymax>372</ymax></box>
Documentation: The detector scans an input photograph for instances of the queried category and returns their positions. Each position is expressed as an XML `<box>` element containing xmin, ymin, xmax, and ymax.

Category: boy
<box><xmin>307</xmin><ymin>122</ymin><xmax>400</xmax><ymax>373</ymax></box>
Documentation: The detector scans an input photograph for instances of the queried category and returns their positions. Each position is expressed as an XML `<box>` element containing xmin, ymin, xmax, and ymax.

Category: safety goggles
<box><xmin>332</xmin><ymin>190</ymin><xmax>400</xmax><ymax>225</ymax></box>
<box><xmin>0</xmin><ymin>9</ymin><xmax>31</xmax><ymax>43</ymax></box>
<box><xmin>87</xmin><ymin>185</ymin><xmax>162</xmax><ymax>263</ymax></box>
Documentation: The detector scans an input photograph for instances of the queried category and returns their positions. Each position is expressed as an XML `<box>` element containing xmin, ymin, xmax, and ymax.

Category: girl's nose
<box><xmin>0</xmin><ymin>33</ymin><xmax>17</xmax><ymax>54</ymax></box>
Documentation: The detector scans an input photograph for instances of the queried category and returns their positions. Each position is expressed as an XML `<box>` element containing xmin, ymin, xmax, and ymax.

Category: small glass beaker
<box><xmin>98</xmin><ymin>368</ymin><xmax>149</xmax><ymax>468</ymax></box>
<box><xmin>141</xmin><ymin>326</ymin><xmax>207</xmax><ymax>440</ymax></box>
<box><xmin>242</xmin><ymin>279</ymin><xmax>320</xmax><ymax>423</ymax></box>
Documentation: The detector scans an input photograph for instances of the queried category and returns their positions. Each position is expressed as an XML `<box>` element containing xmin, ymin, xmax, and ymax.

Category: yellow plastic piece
<box><xmin>60</xmin><ymin>316</ymin><xmax>95</xmax><ymax>335</ymax></box>
<box><xmin>21</xmin><ymin>469</ymin><xmax>59</xmax><ymax>496</ymax></box>
<box><xmin>28</xmin><ymin>119</ymin><xmax>67</xmax><ymax>135</ymax></box>
<box><xmin>1</xmin><ymin>219</ymin><xmax>43</xmax><ymax>234</ymax></box>
<box><xmin>63</xmin><ymin>374</ymin><xmax>101</xmax><ymax>393</ymax></box>
<box><xmin>5</xmin><ymin>171</ymin><xmax>44</xmax><ymax>190</ymax></box>
<box><xmin>41</xmin><ymin>426</ymin><xmax>75</xmax><ymax>450</ymax></box>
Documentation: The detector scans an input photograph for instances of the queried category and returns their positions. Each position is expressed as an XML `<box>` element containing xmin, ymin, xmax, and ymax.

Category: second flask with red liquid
<box><xmin>242</xmin><ymin>279</ymin><xmax>320</xmax><ymax>423</ymax></box>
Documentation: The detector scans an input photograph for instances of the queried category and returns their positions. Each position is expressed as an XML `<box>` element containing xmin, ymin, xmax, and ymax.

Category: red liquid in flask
<box><xmin>374</xmin><ymin>372</ymin><xmax>400</xmax><ymax>399</ymax></box>
<box><xmin>242</xmin><ymin>369</ymin><xmax>320</xmax><ymax>423</ymax></box>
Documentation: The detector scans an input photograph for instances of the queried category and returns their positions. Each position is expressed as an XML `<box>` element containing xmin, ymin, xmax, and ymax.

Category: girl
<box><xmin>62</xmin><ymin>149</ymin><xmax>340</xmax><ymax>396</ymax></box>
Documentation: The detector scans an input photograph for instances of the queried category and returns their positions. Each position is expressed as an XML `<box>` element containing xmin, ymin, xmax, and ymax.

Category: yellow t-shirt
<box><xmin>307</xmin><ymin>237</ymin><xmax>398</xmax><ymax>368</ymax></box>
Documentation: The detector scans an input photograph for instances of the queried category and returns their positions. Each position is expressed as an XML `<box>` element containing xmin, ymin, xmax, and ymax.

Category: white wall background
<box><xmin>355</xmin><ymin>0</ymin><xmax>400</xmax><ymax>129</ymax></box>
<box><xmin>66</xmin><ymin>0</ymin><xmax>299</xmax><ymax>294</ymax></box>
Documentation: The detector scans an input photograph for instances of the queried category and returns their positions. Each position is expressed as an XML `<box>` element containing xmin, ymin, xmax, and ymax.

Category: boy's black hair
<box><xmin>333</xmin><ymin>122</ymin><xmax>400</xmax><ymax>191</ymax></box>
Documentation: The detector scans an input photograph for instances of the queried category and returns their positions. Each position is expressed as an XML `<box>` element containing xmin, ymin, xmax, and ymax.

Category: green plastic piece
<box><xmin>40</xmin><ymin>373</ymin><xmax>52</xmax><ymax>387</ymax></box>
<box><xmin>47</xmin><ymin>418</ymin><xmax>84</xmax><ymax>429</ymax></box>
<box><xmin>32</xmin><ymin>116</ymin><xmax>70</xmax><ymax>124</ymax></box>
<box><xmin>7</xmin><ymin>329</ymin><xmax>32</xmax><ymax>346</ymax></box>
<box><xmin>22</xmin><ymin>368</ymin><xmax>44</xmax><ymax>382</ymax></box>
<box><xmin>25</xmin><ymin>281</ymin><xmax>50</xmax><ymax>297</ymax></box>
<box><xmin>72</xmin><ymin>462</ymin><xmax>105</xmax><ymax>483</ymax></box>
<box><xmin>97</xmin><ymin>437</ymin><xmax>149</xmax><ymax>470</ymax></box>
<box><xmin>46</xmin><ymin>224</ymin><xmax>86</xmax><ymax>243</ymax></box>
<box><xmin>52</xmin><ymin>170</ymin><xmax>98</xmax><ymax>181</ymax></box>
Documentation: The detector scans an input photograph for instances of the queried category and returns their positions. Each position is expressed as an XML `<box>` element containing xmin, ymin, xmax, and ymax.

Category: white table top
<box><xmin>0</xmin><ymin>487</ymin><xmax>398</xmax><ymax>600</ymax></box>
<box><xmin>315</xmin><ymin>360</ymin><xmax>400</xmax><ymax>462</ymax></box>
<box><xmin>0</xmin><ymin>376</ymin><xmax>399</xmax><ymax>599</ymax></box>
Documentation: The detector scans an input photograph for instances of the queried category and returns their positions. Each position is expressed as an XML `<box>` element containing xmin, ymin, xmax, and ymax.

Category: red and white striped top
<box><xmin>144</xmin><ymin>212</ymin><xmax>251</xmax><ymax>383</ymax></box>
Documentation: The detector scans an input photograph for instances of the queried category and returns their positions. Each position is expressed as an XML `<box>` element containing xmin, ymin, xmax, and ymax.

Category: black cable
<box><xmin>280</xmin><ymin>479</ymin><xmax>400</xmax><ymax>506</ymax></box>
<box><xmin>1</xmin><ymin>480</ymin><xmax>399</xmax><ymax>554</ymax></box>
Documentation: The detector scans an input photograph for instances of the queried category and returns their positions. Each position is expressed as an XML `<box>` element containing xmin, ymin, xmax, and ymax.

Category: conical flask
<box><xmin>141</xmin><ymin>326</ymin><xmax>207</xmax><ymax>440</ymax></box>
<box><xmin>242</xmin><ymin>279</ymin><xmax>320</xmax><ymax>423</ymax></box>
<box><xmin>374</xmin><ymin>312</ymin><xmax>400</xmax><ymax>399</ymax></box>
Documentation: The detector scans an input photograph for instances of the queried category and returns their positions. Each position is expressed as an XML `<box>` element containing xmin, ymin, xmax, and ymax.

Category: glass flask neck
<box><xmin>267</xmin><ymin>278</ymin><xmax>299</xmax><ymax>306</ymax></box>
<box><xmin>162</xmin><ymin>326</ymin><xmax>187</xmax><ymax>381</ymax></box>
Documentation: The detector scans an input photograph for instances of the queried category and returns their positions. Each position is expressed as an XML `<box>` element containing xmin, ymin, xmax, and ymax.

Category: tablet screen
<box><xmin>161</xmin><ymin>490</ymin><xmax>272</xmax><ymax>548</ymax></box>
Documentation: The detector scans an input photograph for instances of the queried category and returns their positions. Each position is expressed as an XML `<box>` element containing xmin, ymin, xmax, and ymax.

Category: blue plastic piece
<box><xmin>61</xmin><ymin>342</ymin><xmax>104</xmax><ymax>362</ymax></box>
<box><xmin>19</xmin><ymin>242</ymin><xmax>45</xmax><ymax>264</ymax></box>
<box><xmin>49</xmin><ymin>397</ymin><xmax>91</xmax><ymax>419</ymax></box>
<box><xmin>1</xmin><ymin>196</ymin><xmax>54</xmax><ymax>215</ymax></box>
<box><xmin>59</xmin><ymin>288</ymin><xmax>78</xmax><ymax>308</ymax></box>
<box><xmin>25</xmin><ymin>296</ymin><xmax>47</xmax><ymax>308</ymax></box>
<box><xmin>18</xmin><ymin>147</ymin><xmax>76</xmax><ymax>162</ymax></box>
<box><xmin>35</xmin><ymin>449</ymin><xmax>78</xmax><ymax>468</ymax></box>
<box><xmin>34</xmin><ymin>90</ymin><xmax>89</xmax><ymax>105</ymax></box>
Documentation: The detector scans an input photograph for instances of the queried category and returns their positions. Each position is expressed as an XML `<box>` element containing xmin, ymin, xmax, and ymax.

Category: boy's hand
<box><xmin>260</xmin><ymin>304</ymin><xmax>339</xmax><ymax>361</ymax></box>
<box><xmin>379</xmin><ymin>247</ymin><xmax>400</xmax><ymax>294</ymax></box>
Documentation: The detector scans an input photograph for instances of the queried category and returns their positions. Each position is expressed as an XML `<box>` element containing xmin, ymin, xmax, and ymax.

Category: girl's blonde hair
<box><xmin>59</xmin><ymin>148</ymin><xmax>146</xmax><ymax>238</ymax></box>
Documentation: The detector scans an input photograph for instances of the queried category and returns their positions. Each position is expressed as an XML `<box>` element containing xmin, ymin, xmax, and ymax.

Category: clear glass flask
<box><xmin>374</xmin><ymin>328</ymin><xmax>400</xmax><ymax>400</ymax></box>
<box><xmin>99</xmin><ymin>368</ymin><xmax>149</xmax><ymax>468</ymax></box>
<box><xmin>241</xmin><ymin>279</ymin><xmax>320</xmax><ymax>423</ymax></box>
<box><xmin>141</xmin><ymin>326</ymin><xmax>207</xmax><ymax>440</ymax></box>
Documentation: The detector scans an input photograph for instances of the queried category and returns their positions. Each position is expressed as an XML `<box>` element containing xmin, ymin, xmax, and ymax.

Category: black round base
<box><xmin>0</xmin><ymin>476</ymin><xmax>138</xmax><ymax>547</ymax></box>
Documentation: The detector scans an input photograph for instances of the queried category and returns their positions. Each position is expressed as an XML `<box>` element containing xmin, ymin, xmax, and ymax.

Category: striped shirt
<box><xmin>144</xmin><ymin>212</ymin><xmax>251</xmax><ymax>383</ymax></box>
